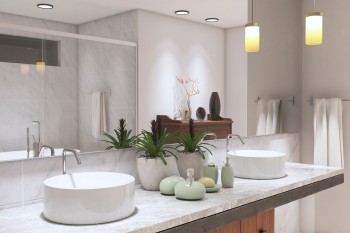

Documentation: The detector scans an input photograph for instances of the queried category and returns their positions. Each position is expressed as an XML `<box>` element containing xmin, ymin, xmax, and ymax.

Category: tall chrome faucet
<box><xmin>226</xmin><ymin>134</ymin><xmax>245</xmax><ymax>153</ymax></box>
<box><xmin>62</xmin><ymin>149</ymin><xmax>81</xmax><ymax>175</ymax></box>
<box><xmin>32</xmin><ymin>121</ymin><xmax>41</xmax><ymax>157</ymax></box>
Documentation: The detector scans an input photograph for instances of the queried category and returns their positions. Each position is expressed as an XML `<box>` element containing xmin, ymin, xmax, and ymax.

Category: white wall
<box><xmin>137</xmin><ymin>10</ymin><xmax>225</xmax><ymax>131</ymax></box>
<box><xmin>301</xmin><ymin>0</ymin><xmax>350</xmax><ymax>232</ymax></box>
<box><xmin>225</xmin><ymin>27</ymin><xmax>248</xmax><ymax>136</ymax></box>
<box><xmin>247</xmin><ymin>0</ymin><xmax>302</xmax><ymax>136</ymax></box>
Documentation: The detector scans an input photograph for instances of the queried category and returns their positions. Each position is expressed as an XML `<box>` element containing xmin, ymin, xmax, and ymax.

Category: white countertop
<box><xmin>0</xmin><ymin>163</ymin><xmax>343</xmax><ymax>233</ymax></box>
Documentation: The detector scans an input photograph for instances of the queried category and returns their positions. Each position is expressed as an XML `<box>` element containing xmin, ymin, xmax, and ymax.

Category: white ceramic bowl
<box><xmin>227</xmin><ymin>150</ymin><xmax>287</xmax><ymax>179</ymax></box>
<box><xmin>43</xmin><ymin>172</ymin><xmax>135</xmax><ymax>225</ymax></box>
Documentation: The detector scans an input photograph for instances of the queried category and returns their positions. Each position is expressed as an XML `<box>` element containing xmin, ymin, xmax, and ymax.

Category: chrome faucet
<box><xmin>62</xmin><ymin>149</ymin><xmax>81</xmax><ymax>175</ymax></box>
<box><xmin>40</xmin><ymin>145</ymin><xmax>55</xmax><ymax>156</ymax></box>
<box><xmin>27</xmin><ymin>127</ymin><xmax>30</xmax><ymax>158</ymax></box>
<box><xmin>32</xmin><ymin>121</ymin><xmax>41</xmax><ymax>157</ymax></box>
<box><xmin>226</xmin><ymin>134</ymin><xmax>245</xmax><ymax>153</ymax></box>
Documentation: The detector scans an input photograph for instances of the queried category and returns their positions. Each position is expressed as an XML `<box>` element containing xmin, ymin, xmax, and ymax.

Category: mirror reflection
<box><xmin>0</xmin><ymin>27</ymin><xmax>136</xmax><ymax>161</ymax></box>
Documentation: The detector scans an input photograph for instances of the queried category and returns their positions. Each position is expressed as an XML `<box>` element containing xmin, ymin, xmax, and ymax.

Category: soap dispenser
<box><xmin>174</xmin><ymin>168</ymin><xmax>206</xmax><ymax>200</ymax></box>
<box><xmin>203</xmin><ymin>163</ymin><xmax>218</xmax><ymax>183</ymax></box>
<box><xmin>221</xmin><ymin>157</ymin><xmax>234</xmax><ymax>188</ymax></box>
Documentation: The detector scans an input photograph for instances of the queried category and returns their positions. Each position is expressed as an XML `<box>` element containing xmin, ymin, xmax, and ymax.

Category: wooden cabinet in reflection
<box><xmin>156</xmin><ymin>115</ymin><xmax>233</xmax><ymax>140</ymax></box>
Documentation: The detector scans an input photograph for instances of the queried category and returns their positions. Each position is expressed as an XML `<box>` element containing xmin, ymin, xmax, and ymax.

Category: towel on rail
<box><xmin>314</xmin><ymin>98</ymin><xmax>344</xmax><ymax>168</ymax></box>
<box><xmin>256</xmin><ymin>99</ymin><xmax>282</xmax><ymax>136</ymax></box>
<box><xmin>92</xmin><ymin>91</ymin><xmax>107</xmax><ymax>138</ymax></box>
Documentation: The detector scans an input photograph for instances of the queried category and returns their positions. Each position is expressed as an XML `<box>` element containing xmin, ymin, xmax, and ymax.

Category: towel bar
<box><xmin>254</xmin><ymin>96</ymin><xmax>295</xmax><ymax>106</ymax></box>
<box><xmin>307</xmin><ymin>96</ymin><xmax>350</xmax><ymax>106</ymax></box>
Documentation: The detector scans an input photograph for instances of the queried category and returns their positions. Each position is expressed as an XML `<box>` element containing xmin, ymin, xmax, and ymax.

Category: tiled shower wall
<box><xmin>77</xmin><ymin>11</ymin><xmax>137</xmax><ymax>152</ymax></box>
<box><xmin>0</xmin><ymin>12</ymin><xmax>79</xmax><ymax>152</ymax></box>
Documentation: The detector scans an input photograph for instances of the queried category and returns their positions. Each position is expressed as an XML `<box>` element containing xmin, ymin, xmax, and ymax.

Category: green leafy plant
<box><xmin>102</xmin><ymin>118</ymin><xmax>137</xmax><ymax>150</ymax></box>
<box><xmin>135</xmin><ymin>120</ymin><xmax>177</xmax><ymax>165</ymax></box>
<box><xmin>176</xmin><ymin>118</ymin><xmax>215</xmax><ymax>159</ymax></box>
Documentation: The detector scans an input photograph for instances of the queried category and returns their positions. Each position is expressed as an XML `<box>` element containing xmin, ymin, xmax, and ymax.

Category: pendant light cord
<box><xmin>313</xmin><ymin>0</ymin><xmax>316</xmax><ymax>11</ymax></box>
<box><xmin>252</xmin><ymin>0</ymin><xmax>254</xmax><ymax>22</ymax></box>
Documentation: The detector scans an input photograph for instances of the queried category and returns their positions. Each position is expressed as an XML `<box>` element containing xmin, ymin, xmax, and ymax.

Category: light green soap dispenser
<box><xmin>221</xmin><ymin>157</ymin><xmax>234</xmax><ymax>188</ymax></box>
<box><xmin>203</xmin><ymin>163</ymin><xmax>218</xmax><ymax>183</ymax></box>
<box><xmin>174</xmin><ymin>168</ymin><xmax>206</xmax><ymax>200</ymax></box>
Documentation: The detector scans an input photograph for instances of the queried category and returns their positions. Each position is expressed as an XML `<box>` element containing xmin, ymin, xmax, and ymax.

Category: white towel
<box><xmin>92</xmin><ymin>91</ymin><xmax>107</xmax><ymax>138</ymax></box>
<box><xmin>256</xmin><ymin>99</ymin><xmax>282</xmax><ymax>136</ymax></box>
<box><xmin>314</xmin><ymin>98</ymin><xmax>344</xmax><ymax>168</ymax></box>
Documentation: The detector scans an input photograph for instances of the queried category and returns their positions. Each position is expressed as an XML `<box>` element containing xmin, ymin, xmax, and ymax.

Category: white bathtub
<box><xmin>0</xmin><ymin>148</ymin><xmax>80</xmax><ymax>162</ymax></box>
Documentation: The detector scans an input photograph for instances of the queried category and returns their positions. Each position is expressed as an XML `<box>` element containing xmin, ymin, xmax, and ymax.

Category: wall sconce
<box><xmin>245</xmin><ymin>0</ymin><xmax>260</xmax><ymax>52</ymax></box>
<box><xmin>36</xmin><ymin>61</ymin><xmax>45</xmax><ymax>72</ymax></box>
<box><xmin>21</xmin><ymin>64</ymin><xmax>30</xmax><ymax>74</ymax></box>
<box><xmin>305</xmin><ymin>0</ymin><xmax>323</xmax><ymax>45</ymax></box>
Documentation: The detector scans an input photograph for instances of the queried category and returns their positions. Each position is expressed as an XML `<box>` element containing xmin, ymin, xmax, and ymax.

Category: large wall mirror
<box><xmin>0</xmin><ymin>2</ymin><xmax>302</xmax><ymax>162</ymax></box>
<box><xmin>0</xmin><ymin>22</ymin><xmax>137</xmax><ymax>162</ymax></box>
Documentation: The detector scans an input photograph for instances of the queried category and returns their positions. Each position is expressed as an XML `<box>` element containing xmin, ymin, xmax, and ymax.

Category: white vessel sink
<box><xmin>43</xmin><ymin>172</ymin><xmax>135</xmax><ymax>225</ymax></box>
<box><xmin>227</xmin><ymin>150</ymin><xmax>287</xmax><ymax>179</ymax></box>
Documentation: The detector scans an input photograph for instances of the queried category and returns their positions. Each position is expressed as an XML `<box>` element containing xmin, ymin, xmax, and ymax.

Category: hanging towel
<box><xmin>314</xmin><ymin>98</ymin><xmax>343</xmax><ymax>168</ymax></box>
<box><xmin>92</xmin><ymin>91</ymin><xmax>107</xmax><ymax>138</ymax></box>
<box><xmin>256</xmin><ymin>99</ymin><xmax>282</xmax><ymax>136</ymax></box>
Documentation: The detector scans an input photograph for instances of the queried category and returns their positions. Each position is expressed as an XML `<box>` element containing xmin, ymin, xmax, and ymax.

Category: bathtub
<box><xmin>0</xmin><ymin>148</ymin><xmax>80</xmax><ymax>162</ymax></box>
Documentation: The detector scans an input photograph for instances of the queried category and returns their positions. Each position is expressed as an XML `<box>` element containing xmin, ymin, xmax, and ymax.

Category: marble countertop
<box><xmin>0</xmin><ymin>163</ymin><xmax>343</xmax><ymax>233</ymax></box>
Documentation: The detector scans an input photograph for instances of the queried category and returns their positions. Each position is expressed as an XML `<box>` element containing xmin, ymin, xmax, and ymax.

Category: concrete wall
<box><xmin>300</xmin><ymin>0</ymin><xmax>350</xmax><ymax>232</ymax></box>
<box><xmin>225</xmin><ymin>26</ymin><xmax>248</xmax><ymax>136</ymax></box>
<box><xmin>247</xmin><ymin>0</ymin><xmax>302</xmax><ymax>136</ymax></box>
<box><xmin>137</xmin><ymin>10</ymin><xmax>225</xmax><ymax>131</ymax></box>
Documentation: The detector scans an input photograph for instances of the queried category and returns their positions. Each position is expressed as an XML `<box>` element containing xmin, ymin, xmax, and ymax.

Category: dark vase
<box><xmin>196</xmin><ymin>107</ymin><xmax>206</xmax><ymax>120</ymax></box>
<box><xmin>209</xmin><ymin>92</ymin><xmax>222</xmax><ymax>120</ymax></box>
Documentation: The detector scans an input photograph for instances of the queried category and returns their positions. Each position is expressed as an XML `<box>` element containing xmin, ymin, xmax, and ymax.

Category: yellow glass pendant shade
<box><xmin>245</xmin><ymin>23</ymin><xmax>260</xmax><ymax>52</ymax></box>
<box><xmin>305</xmin><ymin>12</ymin><xmax>323</xmax><ymax>45</ymax></box>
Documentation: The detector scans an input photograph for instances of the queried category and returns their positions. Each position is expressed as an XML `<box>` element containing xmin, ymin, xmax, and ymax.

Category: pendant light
<box><xmin>245</xmin><ymin>0</ymin><xmax>260</xmax><ymax>52</ymax></box>
<box><xmin>305</xmin><ymin>0</ymin><xmax>323</xmax><ymax>45</ymax></box>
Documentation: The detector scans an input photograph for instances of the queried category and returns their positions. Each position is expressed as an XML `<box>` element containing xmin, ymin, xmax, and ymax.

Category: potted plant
<box><xmin>102</xmin><ymin>118</ymin><xmax>137</xmax><ymax>149</ymax></box>
<box><xmin>176</xmin><ymin>118</ymin><xmax>215</xmax><ymax>180</ymax></box>
<box><xmin>135</xmin><ymin>120</ymin><xmax>179</xmax><ymax>191</ymax></box>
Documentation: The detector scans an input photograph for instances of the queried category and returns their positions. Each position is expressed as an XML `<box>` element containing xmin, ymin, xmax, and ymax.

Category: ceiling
<box><xmin>0</xmin><ymin>0</ymin><xmax>247</xmax><ymax>28</ymax></box>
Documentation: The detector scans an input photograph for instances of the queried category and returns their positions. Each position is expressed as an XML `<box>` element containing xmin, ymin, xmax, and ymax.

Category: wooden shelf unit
<box><xmin>156</xmin><ymin>115</ymin><xmax>233</xmax><ymax>140</ymax></box>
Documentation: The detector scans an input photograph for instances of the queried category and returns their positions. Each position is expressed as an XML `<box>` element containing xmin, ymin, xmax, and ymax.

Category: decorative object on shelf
<box><xmin>209</xmin><ymin>92</ymin><xmax>223</xmax><ymax>120</ymax></box>
<box><xmin>135</xmin><ymin>120</ymin><xmax>179</xmax><ymax>191</ymax></box>
<box><xmin>221</xmin><ymin>157</ymin><xmax>234</xmax><ymax>188</ymax></box>
<box><xmin>185</xmin><ymin>110</ymin><xmax>192</xmax><ymax>120</ymax></box>
<box><xmin>245</xmin><ymin>0</ymin><xmax>260</xmax><ymax>52</ymax></box>
<box><xmin>159</xmin><ymin>176</ymin><xmax>185</xmax><ymax>195</ymax></box>
<box><xmin>196</xmin><ymin>107</ymin><xmax>206</xmax><ymax>120</ymax></box>
<box><xmin>203</xmin><ymin>163</ymin><xmax>218</xmax><ymax>184</ymax></box>
<box><xmin>102</xmin><ymin>118</ymin><xmax>137</xmax><ymax>149</ymax></box>
<box><xmin>176</xmin><ymin>118</ymin><xmax>215</xmax><ymax>180</ymax></box>
<box><xmin>174</xmin><ymin>168</ymin><xmax>206</xmax><ymax>200</ymax></box>
<box><xmin>305</xmin><ymin>0</ymin><xmax>323</xmax><ymax>45</ymax></box>
<box><xmin>176</xmin><ymin>75</ymin><xmax>200</xmax><ymax>120</ymax></box>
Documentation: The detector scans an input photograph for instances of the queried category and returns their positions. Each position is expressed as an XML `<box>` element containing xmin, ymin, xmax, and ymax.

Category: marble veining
<box><xmin>0</xmin><ymin>163</ymin><xmax>342</xmax><ymax>233</ymax></box>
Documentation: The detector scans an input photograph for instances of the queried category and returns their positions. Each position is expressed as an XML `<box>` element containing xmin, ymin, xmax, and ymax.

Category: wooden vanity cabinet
<box><xmin>156</xmin><ymin>115</ymin><xmax>233</xmax><ymax>140</ymax></box>
<box><xmin>210</xmin><ymin>209</ymin><xmax>274</xmax><ymax>233</ymax></box>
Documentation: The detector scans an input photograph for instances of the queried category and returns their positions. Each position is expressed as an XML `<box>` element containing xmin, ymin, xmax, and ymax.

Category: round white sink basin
<box><xmin>43</xmin><ymin>172</ymin><xmax>135</xmax><ymax>225</ymax></box>
<box><xmin>227</xmin><ymin>150</ymin><xmax>287</xmax><ymax>179</ymax></box>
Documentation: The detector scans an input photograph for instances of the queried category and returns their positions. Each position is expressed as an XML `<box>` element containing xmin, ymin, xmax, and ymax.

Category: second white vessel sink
<box><xmin>227</xmin><ymin>150</ymin><xmax>287</xmax><ymax>179</ymax></box>
<box><xmin>43</xmin><ymin>172</ymin><xmax>135</xmax><ymax>225</ymax></box>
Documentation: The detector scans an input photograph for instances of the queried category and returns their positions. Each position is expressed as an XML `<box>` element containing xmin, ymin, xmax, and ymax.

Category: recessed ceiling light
<box><xmin>37</xmin><ymin>4</ymin><xmax>54</xmax><ymax>9</ymax></box>
<box><xmin>205</xmin><ymin>18</ymin><xmax>219</xmax><ymax>22</ymax></box>
<box><xmin>175</xmin><ymin>10</ymin><xmax>189</xmax><ymax>15</ymax></box>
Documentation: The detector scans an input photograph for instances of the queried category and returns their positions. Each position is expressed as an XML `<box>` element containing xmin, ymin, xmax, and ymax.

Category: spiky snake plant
<box><xmin>135</xmin><ymin>120</ymin><xmax>177</xmax><ymax>165</ymax></box>
<box><xmin>176</xmin><ymin>118</ymin><xmax>215</xmax><ymax>159</ymax></box>
<box><xmin>102</xmin><ymin>118</ymin><xmax>137</xmax><ymax>150</ymax></box>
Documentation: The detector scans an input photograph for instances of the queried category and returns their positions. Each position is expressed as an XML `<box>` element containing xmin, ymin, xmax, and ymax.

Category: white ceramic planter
<box><xmin>176</xmin><ymin>152</ymin><xmax>208</xmax><ymax>180</ymax></box>
<box><xmin>137</xmin><ymin>156</ymin><xmax>179</xmax><ymax>191</ymax></box>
